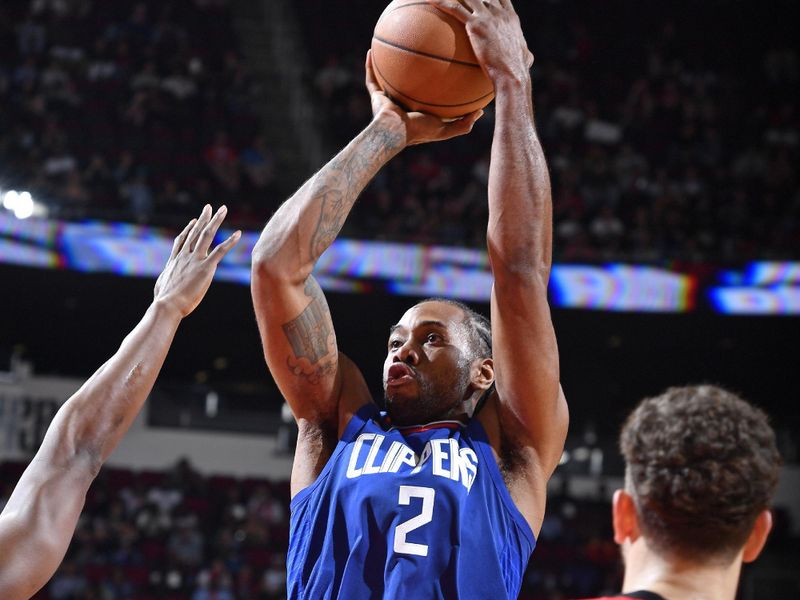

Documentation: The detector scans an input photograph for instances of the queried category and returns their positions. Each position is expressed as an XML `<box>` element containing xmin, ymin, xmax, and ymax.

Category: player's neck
<box><xmin>622</xmin><ymin>539</ymin><xmax>743</xmax><ymax>600</ymax></box>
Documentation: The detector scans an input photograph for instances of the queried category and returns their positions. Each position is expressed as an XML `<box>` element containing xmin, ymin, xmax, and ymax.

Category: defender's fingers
<box><xmin>207</xmin><ymin>230</ymin><xmax>242</xmax><ymax>264</ymax></box>
<box><xmin>195</xmin><ymin>205</ymin><xmax>228</xmax><ymax>256</ymax></box>
<box><xmin>185</xmin><ymin>204</ymin><xmax>212</xmax><ymax>253</ymax></box>
<box><xmin>426</xmin><ymin>0</ymin><xmax>473</xmax><ymax>22</ymax></box>
<box><xmin>171</xmin><ymin>218</ymin><xmax>197</xmax><ymax>259</ymax></box>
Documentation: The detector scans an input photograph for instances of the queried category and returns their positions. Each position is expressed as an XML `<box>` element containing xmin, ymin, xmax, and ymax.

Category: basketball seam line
<box><xmin>383</xmin><ymin>0</ymin><xmax>443</xmax><ymax>18</ymax></box>
<box><xmin>373</xmin><ymin>35</ymin><xmax>482</xmax><ymax>69</ymax></box>
<box><xmin>373</xmin><ymin>59</ymin><xmax>494</xmax><ymax>108</ymax></box>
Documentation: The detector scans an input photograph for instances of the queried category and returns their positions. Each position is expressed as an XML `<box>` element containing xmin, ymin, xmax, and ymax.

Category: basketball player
<box><xmin>250</xmin><ymin>0</ymin><xmax>568</xmax><ymax>597</ymax></box>
<box><xmin>583</xmin><ymin>385</ymin><xmax>781</xmax><ymax>600</ymax></box>
<box><xmin>0</xmin><ymin>206</ymin><xmax>240</xmax><ymax>600</ymax></box>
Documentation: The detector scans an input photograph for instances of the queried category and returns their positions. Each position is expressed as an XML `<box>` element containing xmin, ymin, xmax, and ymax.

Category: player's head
<box><xmin>383</xmin><ymin>298</ymin><xmax>493</xmax><ymax>425</ymax></box>
<box><xmin>613</xmin><ymin>385</ymin><xmax>780</xmax><ymax>568</ymax></box>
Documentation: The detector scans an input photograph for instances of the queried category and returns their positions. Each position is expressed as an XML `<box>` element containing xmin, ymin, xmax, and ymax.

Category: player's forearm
<box><xmin>39</xmin><ymin>300</ymin><xmax>182</xmax><ymax>474</ymax></box>
<box><xmin>486</xmin><ymin>76</ymin><xmax>553</xmax><ymax>282</ymax></box>
<box><xmin>0</xmin><ymin>302</ymin><xmax>180</xmax><ymax>600</ymax></box>
<box><xmin>252</xmin><ymin>118</ymin><xmax>405</xmax><ymax>282</ymax></box>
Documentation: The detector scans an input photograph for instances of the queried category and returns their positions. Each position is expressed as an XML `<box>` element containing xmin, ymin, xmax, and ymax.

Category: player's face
<box><xmin>383</xmin><ymin>301</ymin><xmax>474</xmax><ymax>425</ymax></box>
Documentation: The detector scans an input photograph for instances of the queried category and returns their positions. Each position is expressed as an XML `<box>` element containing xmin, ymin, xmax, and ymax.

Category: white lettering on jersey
<box><xmin>431</xmin><ymin>439</ymin><xmax>450</xmax><ymax>478</ymax></box>
<box><xmin>346</xmin><ymin>432</ymin><xmax>375</xmax><ymax>478</ymax></box>
<box><xmin>346</xmin><ymin>433</ymin><xmax>479</xmax><ymax>492</ymax></box>
<box><xmin>362</xmin><ymin>434</ymin><xmax>385</xmax><ymax>475</ymax></box>
<box><xmin>379</xmin><ymin>441</ymin><xmax>403</xmax><ymax>473</ymax></box>
<box><xmin>389</xmin><ymin>446</ymin><xmax>417</xmax><ymax>472</ymax></box>
<box><xmin>411</xmin><ymin>443</ymin><xmax>432</xmax><ymax>475</ymax></box>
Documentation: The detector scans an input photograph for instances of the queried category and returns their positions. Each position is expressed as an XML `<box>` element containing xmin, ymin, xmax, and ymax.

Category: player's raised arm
<box><xmin>0</xmin><ymin>206</ymin><xmax>239</xmax><ymax>600</ymax></box>
<box><xmin>429</xmin><ymin>0</ymin><xmax>568</xmax><ymax>530</ymax></box>
<box><xmin>250</xmin><ymin>53</ymin><xmax>483</xmax><ymax>449</ymax></box>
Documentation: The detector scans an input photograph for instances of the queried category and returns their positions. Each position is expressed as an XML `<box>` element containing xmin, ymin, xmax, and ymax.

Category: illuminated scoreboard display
<box><xmin>1</xmin><ymin>214</ymin><xmax>798</xmax><ymax>315</ymax></box>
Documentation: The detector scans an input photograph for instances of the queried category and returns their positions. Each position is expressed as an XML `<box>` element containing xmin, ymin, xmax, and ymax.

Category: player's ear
<box><xmin>472</xmin><ymin>357</ymin><xmax>494</xmax><ymax>390</ymax></box>
<box><xmin>612</xmin><ymin>489</ymin><xmax>640</xmax><ymax>545</ymax></box>
<box><xmin>743</xmin><ymin>509</ymin><xmax>773</xmax><ymax>563</ymax></box>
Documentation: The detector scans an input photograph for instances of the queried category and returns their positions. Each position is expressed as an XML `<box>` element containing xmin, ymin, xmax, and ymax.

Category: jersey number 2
<box><xmin>394</xmin><ymin>485</ymin><xmax>435</xmax><ymax>557</ymax></box>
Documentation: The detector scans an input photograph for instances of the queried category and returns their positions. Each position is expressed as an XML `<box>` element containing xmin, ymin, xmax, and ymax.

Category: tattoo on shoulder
<box><xmin>282</xmin><ymin>279</ymin><xmax>335</xmax><ymax>383</ymax></box>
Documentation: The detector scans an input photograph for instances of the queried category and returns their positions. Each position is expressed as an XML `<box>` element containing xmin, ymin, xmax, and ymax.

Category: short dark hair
<box><xmin>417</xmin><ymin>298</ymin><xmax>491</xmax><ymax>361</ymax></box>
<box><xmin>620</xmin><ymin>385</ymin><xmax>781</xmax><ymax>561</ymax></box>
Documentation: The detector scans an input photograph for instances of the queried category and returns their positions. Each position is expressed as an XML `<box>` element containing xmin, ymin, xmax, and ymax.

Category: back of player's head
<box><xmin>620</xmin><ymin>385</ymin><xmax>780</xmax><ymax>561</ymax></box>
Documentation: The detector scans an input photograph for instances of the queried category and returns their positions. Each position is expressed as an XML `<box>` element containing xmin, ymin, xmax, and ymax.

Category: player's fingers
<box><xmin>460</xmin><ymin>0</ymin><xmax>484</xmax><ymax>14</ymax></box>
<box><xmin>426</xmin><ymin>0</ymin><xmax>472</xmax><ymax>22</ymax></box>
<box><xmin>170</xmin><ymin>218</ymin><xmax>197</xmax><ymax>259</ymax></box>
<box><xmin>456</xmin><ymin>109</ymin><xmax>485</xmax><ymax>129</ymax></box>
<box><xmin>185</xmin><ymin>204</ymin><xmax>212</xmax><ymax>253</ymax></box>
<box><xmin>195</xmin><ymin>205</ymin><xmax>228</xmax><ymax>256</ymax></box>
<box><xmin>441</xmin><ymin>109</ymin><xmax>483</xmax><ymax>139</ymax></box>
<box><xmin>365</xmin><ymin>50</ymin><xmax>381</xmax><ymax>95</ymax></box>
<box><xmin>207</xmin><ymin>230</ymin><xmax>242</xmax><ymax>264</ymax></box>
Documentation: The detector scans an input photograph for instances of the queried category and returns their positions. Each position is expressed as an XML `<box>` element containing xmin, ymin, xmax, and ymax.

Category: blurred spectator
<box><xmin>49</xmin><ymin>561</ymin><xmax>87</xmax><ymax>600</ymax></box>
<box><xmin>168</xmin><ymin>517</ymin><xmax>205</xmax><ymax>568</ymax></box>
<box><xmin>204</xmin><ymin>130</ymin><xmax>240</xmax><ymax>192</ymax></box>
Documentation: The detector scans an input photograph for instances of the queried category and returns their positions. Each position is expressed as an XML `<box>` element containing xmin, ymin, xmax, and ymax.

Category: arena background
<box><xmin>0</xmin><ymin>0</ymin><xmax>798</xmax><ymax>598</ymax></box>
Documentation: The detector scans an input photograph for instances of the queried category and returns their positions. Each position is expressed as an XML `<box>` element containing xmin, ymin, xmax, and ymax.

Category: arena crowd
<box><xmin>1</xmin><ymin>0</ymin><xmax>797</xmax><ymax>262</ymax></box>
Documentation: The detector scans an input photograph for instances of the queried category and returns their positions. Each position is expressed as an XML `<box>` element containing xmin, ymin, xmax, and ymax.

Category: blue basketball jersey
<box><xmin>287</xmin><ymin>403</ymin><xmax>536</xmax><ymax>599</ymax></box>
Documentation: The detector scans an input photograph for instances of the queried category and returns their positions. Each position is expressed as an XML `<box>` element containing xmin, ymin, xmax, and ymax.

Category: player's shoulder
<box><xmin>336</xmin><ymin>352</ymin><xmax>376</xmax><ymax>437</ymax></box>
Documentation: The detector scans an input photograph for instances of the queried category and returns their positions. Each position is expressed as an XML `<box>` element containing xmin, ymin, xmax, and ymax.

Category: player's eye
<box><xmin>389</xmin><ymin>339</ymin><xmax>403</xmax><ymax>349</ymax></box>
<box><xmin>426</xmin><ymin>333</ymin><xmax>442</xmax><ymax>344</ymax></box>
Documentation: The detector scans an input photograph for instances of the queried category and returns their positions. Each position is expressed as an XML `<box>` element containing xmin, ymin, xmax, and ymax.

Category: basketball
<box><xmin>371</xmin><ymin>0</ymin><xmax>495</xmax><ymax>119</ymax></box>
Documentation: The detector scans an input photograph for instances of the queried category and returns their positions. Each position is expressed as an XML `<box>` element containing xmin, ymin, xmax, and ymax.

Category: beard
<box><xmin>383</xmin><ymin>359</ymin><xmax>472</xmax><ymax>426</ymax></box>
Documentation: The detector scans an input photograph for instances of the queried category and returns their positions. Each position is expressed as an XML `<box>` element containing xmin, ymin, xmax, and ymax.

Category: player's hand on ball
<box><xmin>365</xmin><ymin>50</ymin><xmax>483</xmax><ymax>146</ymax></box>
<box><xmin>426</xmin><ymin>0</ymin><xmax>533</xmax><ymax>83</ymax></box>
<box><xmin>153</xmin><ymin>204</ymin><xmax>241</xmax><ymax>318</ymax></box>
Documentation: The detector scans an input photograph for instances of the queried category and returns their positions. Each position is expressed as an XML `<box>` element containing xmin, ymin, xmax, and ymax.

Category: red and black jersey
<box><xmin>582</xmin><ymin>592</ymin><xmax>666</xmax><ymax>600</ymax></box>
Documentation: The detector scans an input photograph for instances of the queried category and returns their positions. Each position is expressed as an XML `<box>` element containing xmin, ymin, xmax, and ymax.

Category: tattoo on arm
<box><xmin>282</xmin><ymin>278</ymin><xmax>336</xmax><ymax>385</ymax></box>
<box><xmin>308</xmin><ymin>125</ymin><xmax>404</xmax><ymax>259</ymax></box>
<box><xmin>310</xmin><ymin>182</ymin><xmax>347</xmax><ymax>259</ymax></box>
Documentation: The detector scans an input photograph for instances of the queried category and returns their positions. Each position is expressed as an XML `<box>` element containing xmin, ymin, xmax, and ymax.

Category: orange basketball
<box><xmin>371</xmin><ymin>0</ymin><xmax>494</xmax><ymax>119</ymax></box>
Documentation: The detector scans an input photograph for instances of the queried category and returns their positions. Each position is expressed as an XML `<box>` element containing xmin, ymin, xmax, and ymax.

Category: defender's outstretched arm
<box><xmin>0</xmin><ymin>206</ymin><xmax>239</xmax><ymax>600</ymax></box>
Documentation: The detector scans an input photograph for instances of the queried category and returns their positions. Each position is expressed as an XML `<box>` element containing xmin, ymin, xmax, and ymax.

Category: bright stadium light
<box><xmin>14</xmin><ymin>191</ymin><xmax>35</xmax><ymax>219</ymax></box>
<box><xmin>2</xmin><ymin>189</ymin><xmax>38</xmax><ymax>219</ymax></box>
<box><xmin>3</xmin><ymin>190</ymin><xmax>19</xmax><ymax>210</ymax></box>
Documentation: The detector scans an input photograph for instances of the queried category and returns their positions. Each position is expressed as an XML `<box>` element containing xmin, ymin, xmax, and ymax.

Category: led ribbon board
<box><xmin>1</xmin><ymin>214</ymin><xmax>798</xmax><ymax>315</ymax></box>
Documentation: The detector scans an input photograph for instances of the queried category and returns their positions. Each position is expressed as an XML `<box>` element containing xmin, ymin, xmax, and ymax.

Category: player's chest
<box><xmin>335</xmin><ymin>430</ymin><xmax>480</xmax><ymax>497</ymax></box>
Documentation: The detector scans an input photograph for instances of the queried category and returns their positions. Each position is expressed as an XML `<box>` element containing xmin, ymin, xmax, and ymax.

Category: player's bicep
<box><xmin>490</xmin><ymin>278</ymin><xmax>567</xmax><ymax>472</ymax></box>
<box><xmin>251</xmin><ymin>273</ymin><xmax>342</xmax><ymax>424</ymax></box>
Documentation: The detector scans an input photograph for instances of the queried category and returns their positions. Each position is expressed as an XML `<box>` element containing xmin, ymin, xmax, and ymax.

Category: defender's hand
<box><xmin>153</xmin><ymin>205</ymin><xmax>241</xmax><ymax>318</ymax></box>
<box><xmin>426</xmin><ymin>0</ymin><xmax>534</xmax><ymax>84</ymax></box>
<box><xmin>365</xmin><ymin>50</ymin><xmax>483</xmax><ymax>146</ymax></box>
